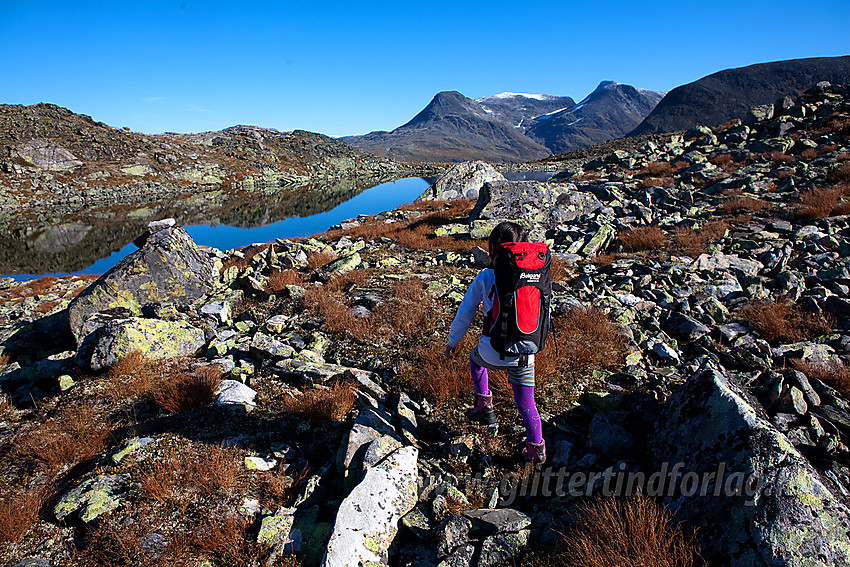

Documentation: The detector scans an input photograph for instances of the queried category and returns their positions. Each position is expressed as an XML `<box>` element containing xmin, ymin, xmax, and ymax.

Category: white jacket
<box><xmin>447</xmin><ymin>268</ymin><xmax>531</xmax><ymax>367</ymax></box>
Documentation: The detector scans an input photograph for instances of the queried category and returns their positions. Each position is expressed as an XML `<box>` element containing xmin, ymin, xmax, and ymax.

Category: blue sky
<box><xmin>1</xmin><ymin>0</ymin><xmax>848</xmax><ymax>137</ymax></box>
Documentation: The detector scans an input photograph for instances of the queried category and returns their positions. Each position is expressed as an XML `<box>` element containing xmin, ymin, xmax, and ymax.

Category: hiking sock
<box><xmin>511</xmin><ymin>383</ymin><xmax>542</xmax><ymax>445</ymax></box>
<box><xmin>470</xmin><ymin>354</ymin><xmax>490</xmax><ymax>397</ymax></box>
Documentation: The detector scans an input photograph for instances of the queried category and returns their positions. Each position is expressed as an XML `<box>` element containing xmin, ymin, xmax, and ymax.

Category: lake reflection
<box><xmin>2</xmin><ymin>177</ymin><xmax>432</xmax><ymax>280</ymax></box>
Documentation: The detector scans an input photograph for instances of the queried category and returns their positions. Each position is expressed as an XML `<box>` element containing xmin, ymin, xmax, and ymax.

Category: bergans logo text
<box><xmin>519</xmin><ymin>273</ymin><xmax>541</xmax><ymax>282</ymax></box>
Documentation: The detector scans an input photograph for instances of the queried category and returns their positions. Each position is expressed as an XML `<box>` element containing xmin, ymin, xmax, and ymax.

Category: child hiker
<box><xmin>444</xmin><ymin>221</ymin><xmax>546</xmax><ymax>464</ymax></box>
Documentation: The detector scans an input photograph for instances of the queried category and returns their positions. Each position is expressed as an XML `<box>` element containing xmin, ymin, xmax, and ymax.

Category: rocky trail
<box><xmin>0</xmin><ymin>82</ymin><xmax>849</xmax><ymax>566</ymax></box>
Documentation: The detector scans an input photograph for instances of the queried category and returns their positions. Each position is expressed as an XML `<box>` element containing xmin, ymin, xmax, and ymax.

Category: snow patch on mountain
<box><xmin>476</xmin><ymin>92</ymin><xmax>558</xmax><ymax>102</ymax></box>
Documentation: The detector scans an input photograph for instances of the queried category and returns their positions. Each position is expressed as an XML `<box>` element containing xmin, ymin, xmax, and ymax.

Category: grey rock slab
<box><xmin>662</xmin><ymin>312</ymin><xmax>711</xmax><ymax>341</ymax></box>
<box><xmin>418</xmin><ymin>161</ymin><xmax>506</xmax><ymax>201</ymax></box>
<box><xmin>587</xmin><ymin>413</ymin><xmax>635</xmax><ymax>459</ymax></box>
<box><xmin>322</xmin><ymin>446</ymin><xmax>418</xmax><ymax>567</ymax></box>
<box><xmin>463</xmin><ymin>508</ymin><xmax>531</xmax><ymax>534</ymax></box>
<box><xmin>469</xmin><ymin>180</ymin><xmax>602</xmax><ymax>230</ymax></box>
<box><xmin>79</xmin><ymin>317</ymin><xmax>205</xmax><ymax>371</ymax></box>
<box><xmin>67</xmin><ymin>226</ymin><xmax>217</xmax><ymax>344</ymax></box>
<box><xmin>477</xmin><ymin>531</ymin><xmax>530</xmax><ymax>567</ymax></box>
<box><xmin>55</xmin><ymin>474</ymin><xmax>130</xmax><ymax>523</ymax></box>
<box><xmin>438</xmin><ymin>514</ymin><xmax>472</xmax><ymax>559</ymax></box>
<box><xmin>214</xmin><ymin>380</ymin><xmax>257</xmax><ymax>408</ymax></box>
<box><xmin>650</xmin><ymin>363</ymin><xmax>850</xmax><ymax>566</ymax></box>
<box><xmin>250</xmin><ymin>331</ymin><xmax>296</xmax><ymax>359</ymax></box>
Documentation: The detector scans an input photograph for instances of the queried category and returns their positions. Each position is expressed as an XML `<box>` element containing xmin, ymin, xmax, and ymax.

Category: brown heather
<box><xmin>14</xmin><ymin>403</ymin><xmax>112</xmax><ymax>475</ymax></box>
<box><xmin>792</xmin><ymin>358</ymin><xmax>850</xmax><ymax>395</ymax></box>
<box><xmin>405</xmin><ymin>334</ymin><xmax>477</xmax><ymax>406</ymax></box>
<box><xmin>154</xmin><ymin>365</ymin><xmax>222</xmax><ymax>413</ymax></box>
<box><xmin>0</xmin><ymin>484</ymin><xmax>52</xmax><ymax>544</ymax></box>
<box><xmin>220</xmin><ymin>242</ymin><xmax>271</xmax><ymax>273</ymax></box>
<box><xmin>258</xmin><ymin>463</ymin><xmax>312</xmax><ymax>509</ymax></box>
<box><xmin>139</xmin><ymin>444</ymin><xmax>244</xmax><ymax>509</ymax></box>
<box><xmin>306</xmin><ymin>250</ymin><xmax>337</xmax><ymax>271</ymax></box>
<box><xmin>801</xmin><ymin>148</ymin><xmax>818</xmax><ymax>160</ymax></box>
<box><xmin>280</xmin><ymin>380</ymin><xmax>357</xmax><ymax>423</ymax></box>
<box><xmin>670</xmin><ymin>220</ymin><xmax>729</xmax><ymax>257</ymax></box>
<box><xmin>617</xmin><ymin>226</ymin><xmax>666</xmax><ymax>252</ymax></box>
<box><xmin>193</xmin><ymin>512</ymin><xmax>274</xmax><ymax>567</ymax></box>
<box><xmin>792</xmin><ymin>185</ymin><xmax>850</xmax><ymax>219</ymax></box>
<box><xmin>558</xmin><ymin>496</ymin><xmax>700</xmax><ymax>567</ymax></box>
<box><xmin>540</xmin><ymin>307</ymin><xmax>627</xmax><ymax>376</ymax></box>
<box><xmin>265</xmin><ymin>268</ymin><xmax>304</xmax><ymax>293</ymax></box>
<box><xmin>738</xmin><ymin>299</ymin><xmax>833</xmax><ymax>345</ymax></box>
<box><xmin>718</xmin><ymin>196</ymin><xmax>772</xmax><ymax>214</ymax></box>
<box><xmin>828</xmin><ymin>162</ymin><xmax>850</xmax><ymax>184</ymax></box>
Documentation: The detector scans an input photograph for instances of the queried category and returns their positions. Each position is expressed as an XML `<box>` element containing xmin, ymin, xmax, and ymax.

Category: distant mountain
<box><xmin>474</xmin><ymin>92</ymin><xmax>576</xmax><ymax>130</ymax></box>
<box><xmin>630</xmin><ymin>55</ymin><xmax>850</xmax><ymax>136</ymax></box>
<box><xmin>340</xmin><ymin>91</ymin><xmax>552</xmax><ymax>163</ymax></box>
<box><xmin>343</xmin><ymin>84</ymin><xmax>663</xmax><ymax>163</ymax></box>
<box><xmin>525</xmin><ymin>81</ymin><xmax>665</xmax><ymax>154</ymax></box>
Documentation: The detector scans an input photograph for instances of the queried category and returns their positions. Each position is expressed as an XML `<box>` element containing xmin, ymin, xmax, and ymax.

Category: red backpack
<box><xmin>483</xmin><ymin>242</ymin><xmax>552</xmax><ymax>366</ymax></box>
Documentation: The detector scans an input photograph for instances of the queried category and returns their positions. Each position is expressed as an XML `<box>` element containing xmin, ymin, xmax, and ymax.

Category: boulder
<box><xmin>322</xmin><ymin>446</ymin><xmax>418</xmax><ymax>567</ymax></box>
<box><xmin>469</xmin><ymin>180</ymin><xmax>602</xmax><ymax>230</ymax></box>
<box><xmin>417</xmin><ymin>161</ymin><xmax>506</xmax><ymax>201</ymax></box>
<box><xmin>54</xmin><ymin>474</ymin><xmax>129</xmax><ymax>523</ymax></box>
<box><xmin>650</xmin><ymin>362</ymin><xmax>850</xmax><ymax>566</ymax></box>
<box><xmin>78</xmin><ymin>317</ymin><xmax>205</xmax><ymax>371</ymax></box>
<box><xmin>67</xmin><ymin>223</ymin><xmax>218</xmax><ymax>344</ymax></box>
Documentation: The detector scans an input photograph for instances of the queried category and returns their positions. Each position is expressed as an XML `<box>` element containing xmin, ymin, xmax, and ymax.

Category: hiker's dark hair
<box><xmin>489</xmin><ymin>221</ymin><xmax>528</xmax><ymax>251</ymax></box>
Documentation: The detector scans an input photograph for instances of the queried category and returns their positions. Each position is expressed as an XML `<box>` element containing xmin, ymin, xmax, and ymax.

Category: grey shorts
<box><xmin>470</xmin><ymin>347</ymin><xmax>535</xmax><ymax>388</ymax></box>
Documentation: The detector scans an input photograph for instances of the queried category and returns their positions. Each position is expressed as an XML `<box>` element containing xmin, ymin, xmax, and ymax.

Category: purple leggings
<box><xmin>470</xmin><ymin>355</ymin><xmax>543</xmax><ymax>444</ymax></box>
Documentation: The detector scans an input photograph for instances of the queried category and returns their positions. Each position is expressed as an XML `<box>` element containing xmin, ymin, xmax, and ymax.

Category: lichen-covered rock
<box><xmin>469</xmin><ymin>180</ymin><xmax>602</xmax><ymax>230</ymax></box>
<box><xmin>417</xmin><ymin>161</ymin><xmax>506</xmax><ymax>201</ymax></box>
<box><xmin>650</xmin><ymin>363</ymin><xmax>850</xmax><ymax>567</ymax></box>
<box><xmin>322</xmin><ymin>446</ymin><xmax>418</xmax><ymax>567</ymax></box>
<box><xmin>214</xmin><ymin>380</ymin><xmax>257</xmax><ymax>409</ymax></box>
<box><xmin>67</xmin><ymin>223</ymin><xmax>218</xmax><ymax>344</ymax></box>
<box><xmin>54</xmin><ymin>474</ymin><xmax>129</xmax><ymax>523</ymax></box>
<box><xmin>78</xmin><ymin>317</ymin><xmax>205</xmax><ymax>371</ymax></box>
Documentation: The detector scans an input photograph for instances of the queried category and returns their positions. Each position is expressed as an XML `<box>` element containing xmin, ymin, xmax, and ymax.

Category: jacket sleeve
<box><xmin>447</xmin><ymin>271</ymin><xmax>487</xmax><ymax>348</ymax></box>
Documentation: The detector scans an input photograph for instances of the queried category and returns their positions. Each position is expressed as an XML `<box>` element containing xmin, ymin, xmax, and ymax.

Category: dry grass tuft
<box><xmin>139</xmin><ymin>444</ymin><xmax>244</xmax><ymax>509</ymax></box>
<box><xmin>827</xmin><ymin>162</ymin><xmax>850</xmax><ymax>185</ymax></box>
<box><xmin>792</xmin><ymin>185</ymin><xmax>850</xmax><ymax>219</ymax></box>
<box><xmin>537</xmin><ymin>307</ymin><xmax>627</xmax><ymax>378</ymax></box>
<box><xmin>738</xmin><ymin>298</ymin><xmax>833</xmax><ymax>344</ymax></box>
<box><xmin>558</xmin><ymin>496</ymin><xmax>700</xmax><ymax>567</ymax></box>
<box><xmin>306</xmin><ymin>250</ymin><xmax>337</xmax><ymax>271</ymax></box>
<box><xmin>265</xmin><ymin>268</ymin><xmax>304</xmax><ymax>293</ymax></box>
<box><xmin>670</xmin><ymin>221</ymin><xmax>728</xmax><ymax>256</ymax></box>
<box><xmin>258</xmin><ymin>463</ymin><xmax>311</xmax><ymax>509</ymax></box>
<box><xmin>767</xmin><ymin>151</ymin><xmax>794</xmax><ymax>163</ymax></box>
<box><xmin>406</xmin><ymin>334</ymin><xmax>477</xmax><ymax>405</ymax></box>
<box><xmin>710</xmin><ymin>153</ymin><xmax>737</xmax><ymax>171</ymax></box>
<box><xmin>220</xmin><ymin>243</ymin><xmax>271</xmax><ymax>273</ymax></box>
<box><xmin>154</xmin><ymin>365</ymin><xmax>222</xmax><ymax>413</ymax></box>
<box><xmin>617</xmin><ymin>226</ymin><xmax>666</xmax><ymax>252</ymax></box>
<box><xmin>550</xmin><ymin>255</ymin><xmax>570</xmax><ymax>283</ymax></box>
<box><xmin>15</xmin><ymin>403</ymin><xmax>112</xmax><ymax>474</ymax></box>
<box><xmin>0</xmin><ymin>484</ymin><xmax>52</xmax><ymax>544</ymax></box>
<box><xmin>194</xmin><ymin>512</ymin><xmax>271</xmax><ymax>566</ymax></box>
<box><xmin>791</xmin><ymin>358</ymin><xmax>850</xmax><ymax>395</ymax></box>
<box><xmin>718</xmin><ymin>196</ymin><xmax>772</xmax><ymax>214</ymax></box>
<box><xmin>281</xmin><ymin>380</ymin><xmax>357</xmax><ymax>422</ymax></box>
<box><xmin>106</xmin><ymin>350</ymin><xmax>168</xmax><ymax>402</ymax></box>
<box><xmin>801</xmin><ymin>148</ymin><xmax>818</xmax><ymax>160</ymax></box>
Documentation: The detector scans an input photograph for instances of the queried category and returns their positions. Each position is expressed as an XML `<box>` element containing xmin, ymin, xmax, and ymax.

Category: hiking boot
<box><xmin>467</xmin><ymin>393</ymin><xmax>498</xmax><ymax>425</ymax></box>
<box><xmin>522</xmin><ymin>440</ymin><xmax>546</xmax><ymax>465</ymax></box>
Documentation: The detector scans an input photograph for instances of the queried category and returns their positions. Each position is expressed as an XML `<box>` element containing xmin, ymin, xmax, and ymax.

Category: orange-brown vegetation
<box><xmin>305</xmin><ymin>250</ymin><xmax>337</xmax><ymax>271</ymax></box>
<box><xmin>257</xmin><ymin>463</ymin><xmax>311</xmax><ymax>510</ymax></box>
<box><xmin>280</xmin><ymin>380</ymin><xmax>357</xmax><ymax>422</ymax></box>
<box><xmin>590</xmin><ymin>253</ymin><xmax>616</xmax><ymax>266</ymax></box>
<box><xmin>538</xmin><ymin>307</ymin><xmax>627</xmax><ymax>377</ymax></box>
<box><xmin>220</xmin><ymin>242</ymin><xmax>271</xmax><ymax>272</ymax></box>
<box><xmin>670</xmin><ymin>221</ymin><xmax>729</xmax><ymax>256</ymax></box>
<box><xmin>318</xmin><ymin>199</ymin><xmax>480</xmax><ymax>253</ymax></box>
<box><xmin>710</xmin><ymin>153</ymin><xmax>740</xmax><ymax>172</ymax></box>
<box><xmin>827</xmin><ymin>162</ymin><xmax>850</xmax><ymax>185</ymax></box>
<box><xmin>801</xmin><ymin>148</ymin><xmax>818</xmax><ymax>160</ymax></box>
<box><xmin>405</xmin><ymin>334</ymin><xmax>477</xmax><ymax>406</ymax></box>
<box><xmin>14</xmin><ymin>403</ymin><xmax>111</xmax><ymax>475</ymax></box>
<box><xmin>305</xmin><ymin>272</ymin><xmax>442</xmax><ymax>346</ymax></box>
<box><xmin>617</xmin><ymin>226</ymin><xmax>666</xmax><ymax>252</ymax></box>
<box><xmin>265</xmin><ymin>268</ymin><xmax>304</xmax><ymax>293</ymax></box>
<box><xmin>106</xmin><ymin>351</ymin><xmax>173</xmax><ymax>402</ymax></box>
<box><xmin>767</xmin><ymin>151</ymin><xmax>794</xmax><ymax>163</ymax></box>
<box><xmin>139</xmin><ymin>444</ymin><xmax>244</xmax><ymax>509</ymax></box>
<box><xmin>737</xmin><ymin>299</ymin><xmax>833</xmax><ymax>344</ymax></box>
<box><xmin>558</xmin><ymin>496</ymin><xmax>700</xmax><ymax>567</ymax></box>
<box><xmin>791</xmin><ymin>358</ymin><xmax>850</xmax><ymax>395</ymax></box>
<box><xmin>0</xmin><ymin>484</ymin><xmax>52</xmax><ymax>544</ymax></box>
<box><xmin>718</xmin><ymin>196</ymin><xmax>772</xmax><ymax>215</ymax></box>
<box><xmin>550</xmin><ymin>255</ymin><xmax>570</xmax><ymax>283</ymax></box>
<box><xmin>154</xmin><ymin>365</ymin><xmax>222</xmax><ymax>413</ymax></box>
<box><xmin>791</xmin><ymin>185</ymin><xmax>850</xmax><ymax>219</ymax></box>
<box><xmin>193</xmin><ymin>512</ymin><xmax>272</xmax><ymax>566</ymax></box>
